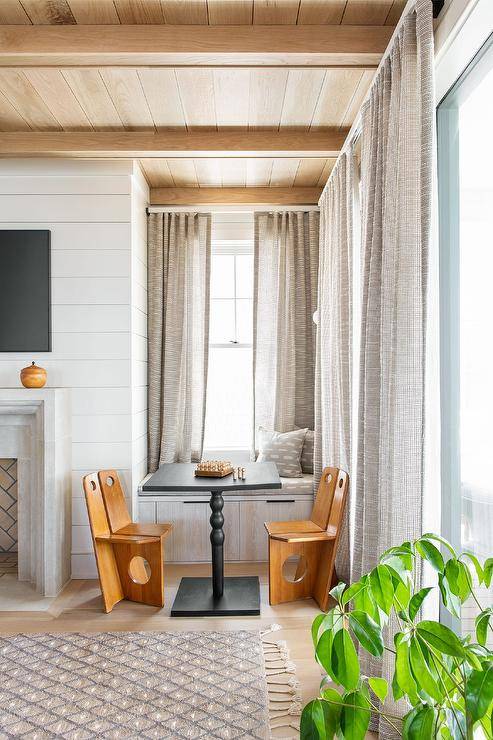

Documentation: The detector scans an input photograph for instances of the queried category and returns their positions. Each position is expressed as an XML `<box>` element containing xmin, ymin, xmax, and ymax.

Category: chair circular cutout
<box><xmin>106</xmin><ymin>476</ymin><xmax>114</xmax><ymax>486</ymax></box>
<box><xmin>128</xmin><ymin>556</ymin><xmax>151</xmax><ymax>585</ymax></box>
<box><xmin>90</xmin><ymin>480</ymin><xmax>96</xmax><ymax>491</ymax></box>
<box><xmin>282</xmin><ymin>554</ymin><xmax>308</xmax><ymax>584</ymax></box>
<box><xmin>338</xmin><ymin>477</ymin><xmax>344</xmax><ymax>487</ymax></box>
<box><xmin>326</xmin><ymin>473</ymin><xmax>332</xmax><ymax>484</ymax></box>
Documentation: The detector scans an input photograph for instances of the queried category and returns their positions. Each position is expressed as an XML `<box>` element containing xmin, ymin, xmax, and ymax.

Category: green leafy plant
<box><xmin>301</xmin><ymin>534</ymin><xmax>493</xmax><ymax>739</ymax></box>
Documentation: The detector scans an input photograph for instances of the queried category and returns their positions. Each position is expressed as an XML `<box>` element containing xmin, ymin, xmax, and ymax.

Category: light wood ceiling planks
<box><xmin>0</xmin><ymin>1</ymin><xmax>407</xmax><ymax>26</ymax></box>
<box><xmin>0</xmin><ymin>68</ymin><xmax>374</xmax><ymax>133</ymax></box>
<box><xmin>140</xmin><ymin>157</ymin><xmax>335</xmax><ymax>188</ymax></box>
<box><xmin>0</xmin><ymin>64</ymin><xmax>371</xmax><ymax>186</ymax></box>
<box><xmin>0</xmin><ymin>0</ymin><xmax>403</xmax><ymax>190</ymax></box>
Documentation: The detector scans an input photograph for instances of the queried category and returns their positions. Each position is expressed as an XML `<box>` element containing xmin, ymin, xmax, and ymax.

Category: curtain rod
<box><xmin>147</xmin><ymin>204</ymin><xmax>320</xmax><ymax>213</ymax></box>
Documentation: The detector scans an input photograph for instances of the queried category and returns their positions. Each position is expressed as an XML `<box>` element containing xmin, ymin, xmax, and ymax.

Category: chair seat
<box><xmin>264</xmin><ymin>519</ymin><xmax>323</xmax><ymax>536</ymax></box>
<box><xmin>270</xmin><ymin>530</ymin><xmax>335</xmax><ymax>543</ymax></box>
<box><xmin>115</xmin><ymin>523</ymin><xmax>172</xmax><ymax>538</ymax></box>
<box><xmin>95</xmin><ymin>534</ymin><xmax>161</xmax><ymax>545</ymax></box>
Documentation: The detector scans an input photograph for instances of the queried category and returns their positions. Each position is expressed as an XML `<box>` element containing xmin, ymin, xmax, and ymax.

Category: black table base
<box><xmin>170</xmin><ymin>576</ymin><xmax>260</xmax><ymax>616</ymax></box>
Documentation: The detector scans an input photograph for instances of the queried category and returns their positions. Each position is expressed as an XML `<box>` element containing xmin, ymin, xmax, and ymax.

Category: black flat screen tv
<box><xmin>0</xmin><ymin>230</ymin><xmax>51</xmax><ymax>352</ymax></box>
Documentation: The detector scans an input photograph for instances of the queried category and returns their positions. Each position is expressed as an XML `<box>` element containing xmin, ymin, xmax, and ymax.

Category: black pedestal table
<box><xmin>141</xmin><ymin>462</ymin><xmax>281</xmax><ymax>616</ymax></box>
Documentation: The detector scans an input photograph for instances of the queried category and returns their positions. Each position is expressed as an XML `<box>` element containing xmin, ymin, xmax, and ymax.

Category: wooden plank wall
<box><xmin>0</xmin><ymin>159</ymin><xmax>148</xmax><ymax>578</ymax></box>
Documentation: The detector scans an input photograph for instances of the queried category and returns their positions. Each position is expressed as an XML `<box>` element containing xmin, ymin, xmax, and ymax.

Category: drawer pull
<box><xmin>266</xmin><ymin>499</ymin><xmax>295</xmax><ymax>503</ymax></box>
<box><xmin>184</xmin><ymin>500</ymin><xmax>209</xmax><ymax>504</ymax></box>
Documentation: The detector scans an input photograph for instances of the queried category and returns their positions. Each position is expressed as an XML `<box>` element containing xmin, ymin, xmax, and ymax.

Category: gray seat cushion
<box><xmin>279</xmin><ymin>474</ymin><xmax>314</xmax><ymax>495</ymax></box>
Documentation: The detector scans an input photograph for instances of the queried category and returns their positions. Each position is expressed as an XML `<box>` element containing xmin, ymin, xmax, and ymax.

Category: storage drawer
<box><xmin>239</xmin><ymin>498</ymin><xmax>313</xmax><ymax>561</ymax></box>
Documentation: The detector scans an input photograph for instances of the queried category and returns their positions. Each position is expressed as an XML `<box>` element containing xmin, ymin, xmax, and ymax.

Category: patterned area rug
<box><xmin>0</xmin><ymin>630</ymin><xmax>275</xmax><ymax>739</ymax></box>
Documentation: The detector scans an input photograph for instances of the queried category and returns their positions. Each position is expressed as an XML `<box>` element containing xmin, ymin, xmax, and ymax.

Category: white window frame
<box><xmin>436</xmin><ymin>0</ymin><xmax>493</xmax><ymax>629</ymax></box>
<box><xmin>209</xmin><ymin>247</ymin><xmax>253</xmax><ymax>351</ymax></box>
<box><xmin>204</xmin><ymin>214</ymin><xmax>254</xmax><ymax>459</ymax></box>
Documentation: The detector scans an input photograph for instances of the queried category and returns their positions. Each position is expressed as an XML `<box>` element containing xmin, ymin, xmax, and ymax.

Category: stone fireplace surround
<box><xmin>0</xmin><ymin>388</ymin><xmax>71</xmax><ymax>597</ymax></box>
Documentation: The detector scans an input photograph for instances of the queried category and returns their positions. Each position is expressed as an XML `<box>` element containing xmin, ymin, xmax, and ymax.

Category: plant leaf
<box><xmin>464</xmin><ymin>646</ymin><xmax>483</xmax><ymax>671</ymax></box>
<box><xmin>461</xmin><ymin>551</ymin><xmax>484</xmax><ymax>585</ymax></box>
<box><xmin>368</xmin><ymin>677</ymin><xmax>388</xmax><ymax>702</ymax></box>
<box><xmin>342</xmin><ymin>580</ymin><xmax>367</xmax><ymax>606</ymax></box>
<box><xmin>394</xmin><ymin>577</ymin><xmax>412</xmax><ymax>610</ymax></box>
<box><xmin>369</xmin><ymin>565</ymin><xmax>394</xmax><ymax>614</ymax></box>
<box><xmin>444</xmin><ymin>559</ymin><xmax>471</xmax><ymax>602</ymax></box>
<box><xmin>420</xmin><ymin>533</ymin><xmax>456</xmax><ymax>557</ymax></box>
<box><xmin>320</xmin><ymin>686</ymin><xmax>343</xmax><ymax>736</ymax></box>
<box><xmin>312</xmin><ymin>609</ymin><xmax>343</xmax><ymax>650</ymax></box>
<box><xmin>329</xmin><ymin>582</ymin><xmax>346</xmax><ymax>603</ymax></box>
<box><xmin>415</xmin><ymin>539</ymin><xmax>445</xmax><ymax>572</ymax></box>
<box><xmin>416</xmin><ymin>621</ymin><xmax>465</xmax><ymax>658</ymax></box>
<box><xmin>316</xmin><ymin>629</ymin><xmax>337</xmax><ymax>682</ymax></box>
<box><xmin>301</xmin><ymin>698</ymin><xmax>338</xmax><ymax>740</ymax></box>
<box><xmin>392</xmin><ymin>668</ymin><xmax>404</xmax><ymax>701</ymax></box>
<box><xmin>409</xmin><ymin>587</ymin><xmax>433</xmax><ymax>622</ymax></box>
<box><xmin>409</xmin><ymin>636</ymin><xmax>443</xmax><ymax>702</ymax></box>
<box><xmin>438</xmin><ymin>573</ymin><xmax>461</xmax><ymax>619</ymax></box>
<box><xmin>331</xmin><ymin>629</ymin><xmax>360</xmax><ymax>691</ymax></box>
<box><xmin>349</xmin><ymin>611</ymin><xmax>384</xmax><ymax>657</ymax></box>
<box><xmin>465</xmin><ymin>664</ymin><xmax>493</xmax><ymax>723</ymax></box>
<box><xmin>312</xmin><ymin>614</ymin><xmax>326</xmax><ymax>648</ymax></box>
<box><xmin>339</xmin><ymin>691</ymin><xmax>371</xmax><ymax>740</ymax></box>
<box><xmin>484</xmin><ymin>558</ymin><xmax>493</xmax><ymax>588</ymax></box>
<box><xmin>382</xmin><ymin>553</ymin><xmax>413</xmax><ymax>581</ymax></box>
<box><xmin>395</xmin><ymin>633</ymin><xmax>419</xmax><ymax>704</ymax></box>
<box><xmin>353</xmin><ymin>577</ymin><xmax>380</xmax><ymax>624</ymax></box>
<box><xmin>402</xmin><ymin>705</ymin><xmax>436</xmax><ymax>740</ymax></box>
<box><xmin>476</xmin><ymin>609</ymin><xmax>493</xmax><ymax>648</ymax></box>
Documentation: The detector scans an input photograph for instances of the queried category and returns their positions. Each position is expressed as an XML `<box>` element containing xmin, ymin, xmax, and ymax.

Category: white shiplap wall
<box><xmin>0</xmin><ymin>159</ymin><xmax>149</xmax><ymax>578</ymax></box>
<box><xmin>130</xmin><ymin>167</ymin><xmax>149</xmax><ymax>506</ymax></box>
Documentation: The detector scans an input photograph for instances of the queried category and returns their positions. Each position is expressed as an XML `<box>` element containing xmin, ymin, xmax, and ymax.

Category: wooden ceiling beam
<box><xmin>0</xmin><ymin>130</ymin><xmax>348</xmax><ymax>158</ymax></box>
<box><xmin>150</xmin><ymin>187</ymin><xmax>322</xmax><ymax>205</ymax></box>
<box><xmin>0</xmin><ymin>25</ymin><xmax>392</xmax><ymax>67</ymax></box>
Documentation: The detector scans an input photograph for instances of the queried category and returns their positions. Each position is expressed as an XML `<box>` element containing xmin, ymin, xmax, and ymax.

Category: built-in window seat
<box><xmin>138</xmin><ymin>473</ymin><xmax>313</xmax><ymax>562</ymax></box>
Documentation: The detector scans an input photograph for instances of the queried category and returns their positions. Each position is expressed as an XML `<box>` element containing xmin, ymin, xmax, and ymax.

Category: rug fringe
<box><xmin>262</xmin><ymin>625</ymin><xmax>301</xmax><ymax>740</ymax></box>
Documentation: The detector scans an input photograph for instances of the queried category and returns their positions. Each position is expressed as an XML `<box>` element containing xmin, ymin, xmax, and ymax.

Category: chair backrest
<box><xmin>98</xmin><ymin>469</ymin><xmax>132</xmax><ymax>532</ymax></box>
<box><xmin>83</xmin><ymin>473</ymin><xmax>111</xmax><ymax>538</ymax></box>
<box><xmin>311</xmin><ymin>466</ymin><xmax>349</xmax><ymax>532</ymax></box>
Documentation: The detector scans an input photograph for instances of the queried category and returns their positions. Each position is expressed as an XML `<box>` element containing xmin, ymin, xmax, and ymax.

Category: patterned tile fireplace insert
<box><xmin>0</xmin><ymin>458</ymin><xmax>17</xmax><ymax>552</ymax></box>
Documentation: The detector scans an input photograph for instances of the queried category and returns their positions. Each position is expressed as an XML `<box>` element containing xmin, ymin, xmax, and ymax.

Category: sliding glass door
<box><xmin>438</xmin><ymin>34</ymin><xmax>493</xmax><ymax>640</ymax></box>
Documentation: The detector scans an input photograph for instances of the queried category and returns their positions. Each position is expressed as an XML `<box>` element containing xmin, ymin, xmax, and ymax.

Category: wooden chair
<box><xmin>98</xmin><ymin>469</ymin><xmax>171</xmax><ymax>540</ymax></box>
<box><xmin>264</xmin><ymin>466</ymin><xmax>349</xmax><ymax>611</ymax></box>
<box><xmin>83</xmin><ymin>472</ymin><xmax>172</xmax><ymax>612</ymax></box>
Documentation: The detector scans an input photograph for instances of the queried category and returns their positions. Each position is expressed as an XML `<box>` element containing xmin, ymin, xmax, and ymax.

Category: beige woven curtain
<box><xmin>314</xmin><ymin>151</ymin><xmax>354</xmax><ymax>584</ymax></box>
<box><xmin>148</xmin><ymin>212</ymin><xmax>211</xmax><ymax>471</ymax></box>
<box><xmin>253</xmin><ymin>211</ymin><xmax>319</xmax><ymax>440</ymax></box>
<box><xmin>353</xmin><ymin>0</ymin><xmax>434</xmax><ymax>734</ymax></box>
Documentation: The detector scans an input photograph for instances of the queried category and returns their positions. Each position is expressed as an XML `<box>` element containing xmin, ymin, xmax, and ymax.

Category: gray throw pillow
<box><xmin>301</xmin><ymin>429</ymin><xmax>314</xmax><ymax>474</ymax></box>
<box><xmin>256</xmin><ymin>426</ymin><xmax>308</xmax><ymax>477</ymax></box>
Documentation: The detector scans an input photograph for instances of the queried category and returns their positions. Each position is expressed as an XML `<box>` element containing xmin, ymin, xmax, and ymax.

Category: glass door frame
<box><xmin>437</xmin><ymin>31</ymin><xmax>493</xmax><ymax>629</ymax></box>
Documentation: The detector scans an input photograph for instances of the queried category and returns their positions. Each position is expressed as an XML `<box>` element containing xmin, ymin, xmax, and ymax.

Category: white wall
<box><xmin>0</xmin><ymin>159</ymin><xmax>149</xmax><ymax>578</ymax></box>
<box><xmin>130</xmin><ymin>167</ymin><xmax>149</xmax><ymax>504</ymax></box>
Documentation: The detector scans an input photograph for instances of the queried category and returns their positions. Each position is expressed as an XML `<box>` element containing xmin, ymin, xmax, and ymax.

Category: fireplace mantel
<box><xmin>0</xmin><ymin>388</ymin><xmax>71</xmax><ymax>596</ymax></box>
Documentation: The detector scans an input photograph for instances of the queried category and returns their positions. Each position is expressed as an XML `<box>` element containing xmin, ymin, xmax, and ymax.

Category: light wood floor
<box><xmin>0</xmin><ymin>562</ymin><xmax>323</xmax><ymax>708</ymax></box>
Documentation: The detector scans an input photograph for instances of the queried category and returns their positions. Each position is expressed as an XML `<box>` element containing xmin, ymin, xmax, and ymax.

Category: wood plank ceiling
<box><xmin>0</xmin><ymin>1</ymin><xmax>407</xmax><ymax>27</ymax></box>
<box><xmin>0</xmin><ymin>0</ymin><xmax>405</xmax><ymax>193</ymax></box>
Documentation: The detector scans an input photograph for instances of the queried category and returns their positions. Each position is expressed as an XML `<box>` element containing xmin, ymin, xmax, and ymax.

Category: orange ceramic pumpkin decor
<box><xmin>20</xmin><ymin>362</ymin><xmax>47</xmax><ymax>388</ymax></box>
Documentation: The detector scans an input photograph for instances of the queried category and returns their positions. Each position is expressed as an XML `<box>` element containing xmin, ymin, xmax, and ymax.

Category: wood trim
<box><xmin>0</xmin><ymin>130</ymin><xmax>347</xmax><ymax>157</ymax></box>
<box><xmin>149</xmin><ymin>187</ymin><xmax>323</xmax><ymax>205</ymax></box>
<box><xmin>0</xmin><ymin>25</ymin><xmax>393</xmax><ymax>67</ymax></box>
